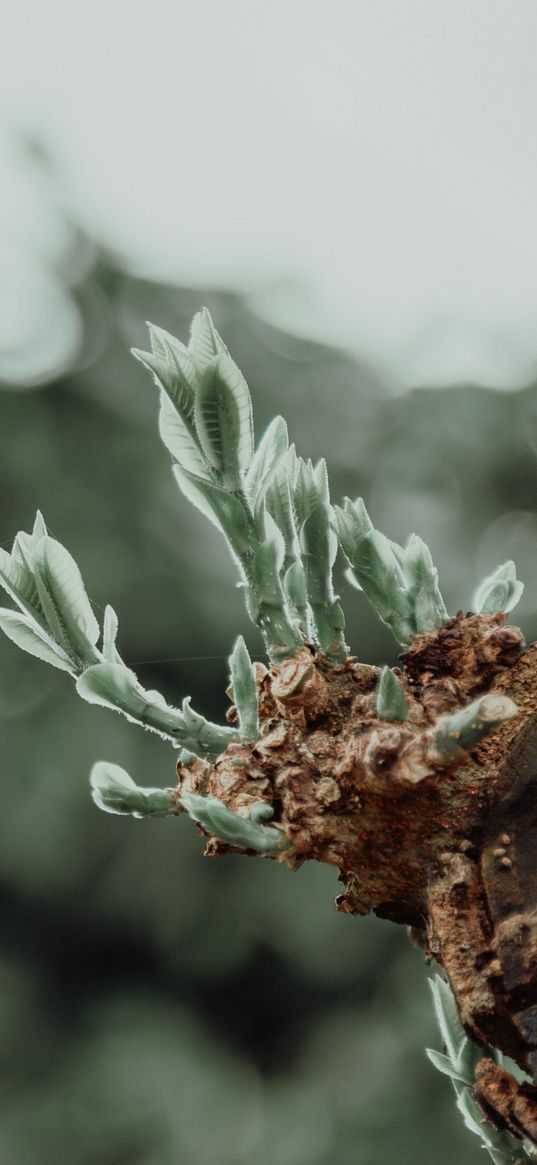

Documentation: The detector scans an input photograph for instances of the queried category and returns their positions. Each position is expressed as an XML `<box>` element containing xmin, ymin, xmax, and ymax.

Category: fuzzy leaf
<box><xmin>194</xmin><ymin>353</ymin><xmax>254</xmax><ymax>485</ymax></box>
<box><xmin>402</xmin><ymin>534</ymin><xmax>447</xmax><ymax>632</ymax></box>
<box><xmin>245</xmin><ymin>416</ymin><xmax>288</xmax><ymax>507</ymax></box>
<box><xmin>283</xmin><ymin>559</ymin><xmax>308</xmax><ymax>612</ymax></box>
<box><xmin>31</xmin><ymin>536</ymin><xmax>100</xmax><ymax>664</ymax></box>
<box><xmin>0</xmin><ymin>546</ymin><xmax>45</xmax><ymax>626</ymax></box>
<box><xmin>455</xmin><ymin>1088</ymin><xmax>494</xmax><ymax>1148</ymax></box>
<box><xmin>429</xmin><ymin>975</ymin><xmax>465</xmax><ymax>1064</ymax></box>
<box><xmin>188</xmin><ymin>307</ymin><xmax>229</xmax><ymax>372</ymax></box>
<box><xmin>181</xmin><ymin>792</ymin><xmax>286</xmax><ymax>854</ymax></box>
<box><xmin>147</xmin><ymin>323</ymin><xmax>200</xmax><ymax>394</ymax></box>
<box><xmin>173</xmin><ymin>465</ymin><xmax>254</xmax><ymax>564</ymax></box>
<box><xmin>158</xmin><ymin>391</ymin><xmax>213</xmax><ymax>479</ymax></box>
<box><xmin>0</xmin><ymin>608</ymin><xmax>74</xmax><ymax>672</ymax></box>
<box><xmin>265</xmin><ymin>462</ymin><xmax>299</xmax><ymax>556</ymax></box>
<box><xmin>425</xmin><ymin>1048</ymin><xmax>469</xmax><ymax>1086</ymax></box>
<box><xmin>31</xmin><ymin>510</ymin><xmax>48</xmax><ymax>542</ymax></box>
<box><xmin>77</xmin><ymin>662</ymin><xmax>188</xmax><ymax>741</ymax></box>
<box><xmin>90</xmin><ymin>761</ymin><xmax>174</xmax><ymax>818</ymax></box>
<box><xmin>434</xmin><ymin>694</ymin><xmax>517</xmax><ymax>762</ymax></box>
<box><xmin>102</xmin><ymin>604</ymin><xmax>121</xmax><ymax>663</ymax></box>
<box><xmin>252</xmin><ymin>514</ymin><xmax>287</xmax><ymax>605</ymax></box>
<box><xmin>473</xmin><ymin>561</ymin><xmax>524</xmax><ymax>616</ymax></box>
<box><xmin>376</xmin><ymin>666</ymin><xmax>408</xmax><ymax>721</ymax></box>
<box><xmin>335</xmin><ymin>497</ymin><xmax>373</xmax><ymax>548</ymax></box>
<box><xmin>344</xmin><ymin>528</ymin><xmax>414</xmax><ymax>643</ymax></box>
<box><xmin>228</xmin><ymin>635</ymin><xmax>259</xmax><ymax>741</ymax></box>
<box><xmin>293</xmin><ymin>458</ymin><xmax>319</xmax><ymax>531</ymax></box>
<box><xmin>78</xmin><ymin>662</ymin><xmax>234</xmax><ymax>756</ymax></box>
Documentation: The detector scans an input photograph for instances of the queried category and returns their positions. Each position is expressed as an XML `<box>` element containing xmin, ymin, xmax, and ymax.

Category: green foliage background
<box><xmin>1</xmin><ymin>257</ymin><xmax>537</xmax><ymax>1164</ymax></box>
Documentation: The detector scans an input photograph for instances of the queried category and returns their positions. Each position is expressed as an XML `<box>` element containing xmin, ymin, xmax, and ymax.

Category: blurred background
<box><xmin>1</xmin><ymin>3</ymin><xmax>537</xmax><ymax>1162</ymax></box>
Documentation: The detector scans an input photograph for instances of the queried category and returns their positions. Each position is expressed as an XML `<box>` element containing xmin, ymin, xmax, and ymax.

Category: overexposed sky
<box><xmin>2</xmin><ymin>0</ymin><xmax>537</xmax><ymax>389</ymax></box>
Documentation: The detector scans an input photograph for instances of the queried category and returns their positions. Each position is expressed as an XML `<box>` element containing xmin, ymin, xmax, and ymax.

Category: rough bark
<box><xmin>174</xmin><ymin>611</ymin><xmax>537</xmax><ymax>1147</ymax></box>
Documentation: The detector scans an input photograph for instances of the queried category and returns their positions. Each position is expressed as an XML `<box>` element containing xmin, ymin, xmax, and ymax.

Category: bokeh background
<box><xmin>2</xmin><ymin>4</ymin><xmax>537</xmax><ymax>1163</ymax></box>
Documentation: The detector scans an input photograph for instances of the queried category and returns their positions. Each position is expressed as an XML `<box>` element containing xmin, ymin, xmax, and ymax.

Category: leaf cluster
<box><xmin>428</xmin><ymin>975</ymin><xmax>533</xmax><ymax>1164</ymax></box>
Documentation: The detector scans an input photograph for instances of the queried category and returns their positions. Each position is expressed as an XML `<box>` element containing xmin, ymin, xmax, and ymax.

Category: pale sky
<box><xmin>2</xmin><ymin>0</ymin><xmax>537</xmax><ymax>390</ymax></box>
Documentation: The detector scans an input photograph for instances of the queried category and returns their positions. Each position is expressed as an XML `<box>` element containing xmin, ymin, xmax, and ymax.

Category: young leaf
<box><xmin>245</xmin><ymin>416</ymin><xmax>288</xmax><ymax>507</ymax></box>
<box><xmin>265</xmin><ymin>459</ymin><xmax>300</xmax><ymax>557</ymax></box>
<box><xmin>300</xmin><ymin>503</ymin><xmax>346</xmax><ymax>660</ymax></box>
<box><xmin>90</xmin><ymin>761</ymin><xmax>174</xmax><ymax>818</ymax></box>
<box><xmin>342</xmin><ymin>526</ymin><xmax>414</xmax><ymax>644</ymax></box>
<box><xmin>194</xmin><ymin>353</ymin><xmax>254</xmax><ymax>485</ymax></box>
<box><xmin>228</xmin><ymin>635</ymin><xmax>259</xmax><ymax>741</ymax></box>
<box><xmin>473</xmin><ymin>561</ymin><xmax>524</xmax><ymax>616</ymax></box>
<box><xmin>31</xmin><ymin>536</ymin><xmax>100</xmax><ymax>665</ymax></box>
<box><xmin>283</xmin><ymin>559</ymin><xmax>308</xmax><ymax>618</ymax></box>
<box><xmin>425</xmin><ymin>1048</ymin><xmax>470</xmax><ymax>1086</ymax></box>
<box><xmin>433</xmin><ymin>694</ymin><xmax>517</xmax><ymax>762</ymax></box>
<box><xmin>429</xmin><ymin>975</ymin><xmax>465</xmax><ymax>1064</ymax></box>
<box><xmin>0</xmin><ymin>608</ymin><xmax>75</xmax><ymax>672</ymax></box>
<box><xmin>402</xmin><ymin>533</ymin><xmax>447</xmax><ymax>632</ymax></box>
<box><xmin>455</xmin><ymin>1088</ymin><xmax>494</xmax><ymax>1148</ymax></box>
<box><xmin>335</xmin><ymin>497</ymin><xmax>373</xmax><ymax>548</ymax></box>
<box><xmin>77</xmin><ymin>662</ymin><xmax>187</xmax><ymax>741</ymax></box>
<box><xmin>102</xmin><ymin>604</ymin><xmax>121</xmax><ymax>663</ymax></box>
<box><xmin>188</xmin><ymin>306</ymin><xmax>229</xmax><ymax>372</ymax></box>
<box><xmin>158</xmin><ymin>391</ymin><xmax>213</xmax><ymax>479</ymax></box>
<box><xmin>147</xmin><ymin>322</ymin><xmax>200</xmax><ymax>394</ymax></box>
<box><xmin>0</xmin><ymin>546</ymin><xmax>46</xmax><ymax>627</ymax></box>
<box><xmin>173</xmin><ymin>464</ymin><xmax>255</xmax><ymax>563</ymax></box>
<box><xmin>376</xmin><ymin>666</ymin><xmax>408</xmax><ymax>721</ymax></box>
<box><xmin>77</xmin><ymin>662</ymin><xmax>235</xmax><ymax>756</ymax></box>
<box><xmin>31</xmin><ymin>510</ymin><xmax>48</xmax><ymax>542</ymax></box>
<box><xmin>181</xmin><ymin>792</ymin><xmax>286</xmax><ymax>854</ymax></box>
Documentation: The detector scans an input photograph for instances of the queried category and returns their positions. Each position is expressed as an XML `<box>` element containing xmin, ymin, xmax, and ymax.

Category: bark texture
<box><xmin>174</xmin><ymin>611</ymin><xmax>537</xmax><ymax>1147</ymax></box>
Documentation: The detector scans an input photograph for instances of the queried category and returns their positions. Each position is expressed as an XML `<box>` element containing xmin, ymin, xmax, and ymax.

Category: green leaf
<box><xmin>158</xmin><ymin>391</ymin><xmax>213</xmax><ymax>479</ymax></box>
<box><xmin>245</xmin><ymin>416</ymin><xmax>288</xmax><ymax>507</ymax></box>
<box><xmin>102</xmin><ymin>604</ymin><xmax>121</xmax><ymax>663</ymax></box>
<box><xmin>132</xmin><ymin>338</ymin><xmax>198</xmax><ymax>408</ymax></box>
<box><xmin>77</xmin><ymin>662</ymin><xmax>235</xmax><ymax>756</ymax></box>
<box><xmin>181</xmin><ymin>792</ymin><xmax>286</xmax><ymax>854</ymax></box>
<box><xmin>188</xmin><ymin>307</ymin><xmax>229</xmax><ymax>372</ymax></box>
<box><xmin>148</xmin><ymin>322</ymin><xmax>200</xmax><ymax>393</ymax></box>
<box><xmin>283</xmin><ymin>559</ymin><xmax>308</xmax><ymax>613</ymax></box>
<box><xmin>376</xmin><ymin>666</ymin><xmax>408</xmax><ymax>721</ymax></box>
<box><xmin>425</xmin><ymin>1048</ymin><xmax>469</xmax><ymax>1086</ymax></box>
<box><xmin>31</xmin><ymin>536</ymin><xmax>100</xmax><ymax>665</ymax></box>
<box><xmin>455</xmin><ymin>1087</ymin><xmax>494</xmax><ymax>1148</ymax></box>
<box><xmin>228</xmin><ymin>635</ymin><xmax>259</xmax><ymax>741</ymax></box>
<box><xmin>90</xmin><ymin>761</ymin><xmax>174</xmax><ymax>818</ymax></box>
<box><xmin>344</xmin><ymin>528</ymin><xmax>414</xmax><ymax>644</ymax></box>
<box><xmin>473</xmin><ymin>561</ymin><xmax>524</xmax><ymax>616</ymax></box>
<box><xmin>293</xmin><ymin>457</ymin><xmax>319</xmax><ymax>531</ymax></box>
<box><xmin>134</xmin><ymin>330</ymin><xmax>212</xmax><ymax>480</ymax></box>
<box><xmin>429</xmin><ymin>975</ymin><xmax>465</xmax><ymax>1064</ymax></box>
<box><xmin>402</xmin><ymin>534</ymin><xmax>447</xmax><ymax>632</ymax></box>
<box><xmin>252</xmin><ymin>513</ymin><xmax>286</xmax><ymax>604</ymax></box>
<box><xmin>173</xmin><ymin>465</ymin><xmax>254</xmax><ymax>564</ymax></box>
<box><xmin>265</xmin><ymin>459</ymin><xmax>299</xmax><ymax>556</ymax></box>
<box><xmin>77</xmin><ymin>661</ymin><xmax>186</xmax><ymax>741</ymax></box>
<box><xmin>0</xmin><ymin>608</ymin><xmax>75</xmax><ymax>672</ymax></box>
<box><xmin>194</xmin><ymin>353</ymin><xmax>254</xmax><ymax>485</ymax></box>
<box><xmin>335</xmin><ymin>497</ymin><xmax>373</xmax><ymax>548</ymax></box>
<box><xmin>31</xmin><ymin>510</ymin><xmax>48</xmax><ymax>542</ymax></box>
<box><xmin>0</xmin><ymin>546</ymin><xmax>46</xmax><ymax>627</ymax></box>
<box><xmin>433</xmin><ymin>694</ymin><xmax>517</xmax><ymax>762</ymax></box>
<box><xmin>75</xmin><ymin>666</ymin><xmax>191</xmax><ymax>736</ymax></box>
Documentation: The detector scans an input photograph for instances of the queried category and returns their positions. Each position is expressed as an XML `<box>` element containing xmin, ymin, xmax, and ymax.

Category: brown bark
<box><xmin>174</xmin><ymin>611</ymin><xmax>537</xmax><ymax>1146</ymax></box>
